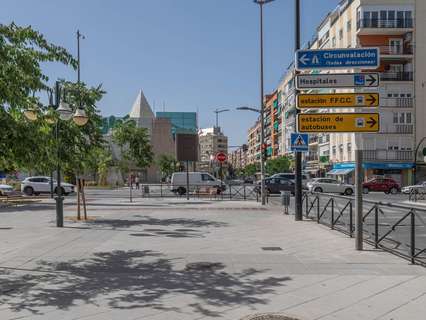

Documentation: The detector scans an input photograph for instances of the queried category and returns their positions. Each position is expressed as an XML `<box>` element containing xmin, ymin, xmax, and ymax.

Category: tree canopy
<box><xmin>112</xmin><ymin>120</ymin><xmax>153</xmax><ymax>171</ymax></box>
<box><xmin>265</xmin><ymin>156</ymin><xmax>292</xmax><ymax>176</ymax></box>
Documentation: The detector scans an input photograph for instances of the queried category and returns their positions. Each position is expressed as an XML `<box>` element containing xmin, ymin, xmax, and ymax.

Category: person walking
<box><xmin>135</xmin><ymin>175</ymin><xmax>140</xmax><ymax>190</ymax></box>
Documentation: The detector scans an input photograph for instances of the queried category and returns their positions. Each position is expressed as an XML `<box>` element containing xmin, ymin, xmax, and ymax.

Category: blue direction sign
<box><xmin>295</xmin><ymin>48</ymin><xmax>380</xmax><ymax>70</ymax></box>
<box><xmin>290</xmin><ymin>133</ymin><xmax>309</xmax><ymax>152</ymax></box>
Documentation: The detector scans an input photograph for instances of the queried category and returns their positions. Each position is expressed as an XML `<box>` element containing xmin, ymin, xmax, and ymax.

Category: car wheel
<box><xmin>177</xmin><ymin>187</ymin><xmax>186</xmax><ymax>196</ymax></box>
<box><xmin>390</xmin><ymin>187</ymin><xmax>398</xmax><ymax>194</ymax></box>
<box><xmin>344</xmin><ymin>188</ymin><xmax>353</xmax><ymax>196</ymax></box>
<box><xmin>24</xmin><ymin>186</ymin><xmax>34</xmax><ymax>196</ymax></box>
<box><xmin>363</xmin><ymin>187</ymin><xmax>369</xmax><ymax>194</ymax></box>
<box><xmin>314</xmin><ymin>187</ymin><xmax>323</xmax><ymax>193</ymax></box>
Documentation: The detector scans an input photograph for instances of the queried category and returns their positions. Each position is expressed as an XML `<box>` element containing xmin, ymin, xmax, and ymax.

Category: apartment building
<box><xmin>247</xmin><ymin>119</ymin><xmax>261</xmax><ymax>164</ymax></box>
<box><xmin>198</xmin><ymin>127</ymin><xmax>228</xmax><ymax>172</ymax></box>
<box><xmin>270</xmin><ymin>0</ymin><xmax>417</xmax><ymax>185</ymax></box>
<box><xmin>264</xmin><ymin>91</ymin><xmax>281</xmax><ymax>159</ymax></box>
<box><xmin>229</xmin><ymin>146</ymin><xmax>248</xmax><ymax>170</ymax></box>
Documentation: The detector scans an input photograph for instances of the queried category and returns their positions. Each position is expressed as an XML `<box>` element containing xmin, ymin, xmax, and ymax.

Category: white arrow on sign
<box><xmin>299</xmin><ymin>54</ymin><xmax>310</xmax><ymax>65</ymax></box>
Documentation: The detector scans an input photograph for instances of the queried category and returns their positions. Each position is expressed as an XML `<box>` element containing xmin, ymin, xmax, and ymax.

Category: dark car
<box><xmin>362</xmin><ymin>177</ymin><xmax>400</xmax><ymax>194</ymax></box>
<box><xmin>255</xmin><ymin>177</ymin><xmax>295</xmax><ymax>195</ymax></box>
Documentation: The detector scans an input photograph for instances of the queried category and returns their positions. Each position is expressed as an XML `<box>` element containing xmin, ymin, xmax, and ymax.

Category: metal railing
<box><xmin>380</xmin><ymin>97</ymin><xmax>413</xmax><ymax>108</ymax></box>
<box><xmin>381</xmin><ymin>72</ymin><xmax>413</xmax><ymax>81</ymax></box>
<box><xmin>138</xmin><ymin>183</ymin><xmax>260</xmax><ymax>201</ymax></box>
<box><xmin>375</xmin><ymin>45</ymin><xmax>413</xmax><ymax>55</ymax></box>
<box><xmin>357</xmin><ymin>18</ymin><xmax>414</xmax><ymax>29</ymax></box>
<box><xmin>363</xmin><ymin>149</ymin><xmax>413</xmax><ymax>161</ymax></box>
<box><xmin>303</xmin><ymin>192</ymin><xmax>426</xmax><ymax>266</ymax></box>
<box><xmin>409</xmin><ymin>188</ymin><xmax>426</xmax><ymax>202</ymax></box>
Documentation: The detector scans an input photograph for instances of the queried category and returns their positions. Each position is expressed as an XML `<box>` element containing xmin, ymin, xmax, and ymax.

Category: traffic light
<box><xmin>261</xmin><ymin>143</ymin><xmax>267</xmax><ymax>161</ymax></box>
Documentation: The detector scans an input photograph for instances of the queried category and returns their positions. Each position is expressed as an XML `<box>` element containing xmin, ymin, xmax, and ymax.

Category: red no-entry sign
<box><xmin>216</xmin><ymin>152</ymin><xmax>227</xmax><ymax>163</ymax></box>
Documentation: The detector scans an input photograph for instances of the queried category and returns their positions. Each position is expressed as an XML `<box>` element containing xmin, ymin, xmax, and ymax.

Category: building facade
<box><xmin>198</xmin><ymin>127</ymin><xmax>228</xmax><ymax>173</ymax></box>
<box><xmin>156</xmin><ymin>112</ymin><xmax>197</xmax><ymax>136</ymax></box>
<box><xmin>246</xmin><ymin>0</ymin><xmax>418</xmax><ymax>185</ymax></box>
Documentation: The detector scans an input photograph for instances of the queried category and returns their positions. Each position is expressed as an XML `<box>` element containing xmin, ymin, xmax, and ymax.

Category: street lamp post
<box><xmin>236</xmin><ymin>106</ymin><xmax>266</xmax><ymax>203</ymax></box>
<box><xmin>213</xmin><ymin>108</ymin><xmax>230</xmax><ymax>129</ymax></box>
<box><xmin>254</xmin><ymin>0</ymin><xmax>275</xmax><ymax>206</ymax></box>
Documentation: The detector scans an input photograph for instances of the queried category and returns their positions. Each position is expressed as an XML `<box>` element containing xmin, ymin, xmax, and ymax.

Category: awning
<box><xmin>327</xmin><ymin>168</ymin><xmax>354</xmax><ymax>175</ymax></box>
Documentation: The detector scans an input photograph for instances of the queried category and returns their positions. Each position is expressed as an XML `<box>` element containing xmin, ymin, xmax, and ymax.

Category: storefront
<box><xmin>327</xmin><ymin>162</ymin><xmax>414</xmax><ymax>186</ymax></box>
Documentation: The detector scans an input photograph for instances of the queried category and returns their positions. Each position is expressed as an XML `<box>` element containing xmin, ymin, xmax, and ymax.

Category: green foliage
<box><xmin>112</xmin><ymin>120</ymin><xmax>153</xmax><ymax>170</ymax></box>
<box><xmin>243</xmin><ymin>163</ymin><xmax>259</xmax><ymax>177</ymax></box>
<box><xmin>0</xmin><ymin>23</ymin><xmax>79</xmax><ymax>173</ymax></box>
<box><xmin>156</xmin><ymin>154</ymin><xmax>177</xmax><ymax>179</ymax></box>
<box><xmin>265</xmin><ymin>156</ymin><xmax>292</xmax><ymax>176</ymax></box>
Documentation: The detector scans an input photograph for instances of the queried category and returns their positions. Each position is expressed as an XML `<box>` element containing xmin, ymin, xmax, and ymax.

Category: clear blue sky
<box><xmin>2</xmin><ymin>0</ymin><xmax>339</xmax><ymax>145</ymax></box>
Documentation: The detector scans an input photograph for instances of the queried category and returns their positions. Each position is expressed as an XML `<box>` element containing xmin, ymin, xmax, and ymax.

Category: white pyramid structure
<box><xmin>129</xmin><ymin>89</ymin><xmax>155</xmax><ymax>132</ymax></box>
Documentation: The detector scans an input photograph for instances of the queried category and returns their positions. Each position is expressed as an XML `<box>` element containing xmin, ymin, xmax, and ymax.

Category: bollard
<box><xmin>281</xmin><ymin>191</ymin><xmax>291</xmax><ymax>215</ymax></box>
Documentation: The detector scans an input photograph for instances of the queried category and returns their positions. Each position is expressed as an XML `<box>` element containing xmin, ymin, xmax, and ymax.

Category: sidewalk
<box><xmin>0</xmin><ymin>193</ymin><xmax>425</xmax><ymax>320</ymax></box>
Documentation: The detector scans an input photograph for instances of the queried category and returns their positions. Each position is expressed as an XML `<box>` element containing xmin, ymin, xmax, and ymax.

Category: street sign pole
<box><xmin>294</xmin><ymin>0</ymin><xmax>303</xmax><ymax>221</ymax></box>
<box><xmin>355</xmin><ymin>149</ymin><xmax>363</xmax><ymax>250</ymax></box>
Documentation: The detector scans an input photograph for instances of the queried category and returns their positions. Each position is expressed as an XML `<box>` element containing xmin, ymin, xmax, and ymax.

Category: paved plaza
<box><xmin>1</xmin><ymin>189</ymin><xmax>426</xmax><ymax>320</ymax></box>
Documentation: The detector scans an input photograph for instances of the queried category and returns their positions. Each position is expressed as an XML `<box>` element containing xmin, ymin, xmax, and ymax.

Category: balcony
<box><xmin>377</xmin><ymin>45</ymin><xmax>413</xmax><ymax>57</ymax></box>
<box><xmin>381</xmin><ymin>124</ymin><xmax>413</xmax><ymax>134</ymax></box>
<box><xmin>381</xmin><ymin>97</ymin><xmax>413</xmax><ymax>108</ymax></box>
<box><xmin>380</xmin><ymin>72</ymin><xmax>413</xmax><ymax>82</ymax></box>
<box><xmin>363</xmin><ymin>150</ymin><xmax>413</xmax><ymax>161</ymax></box>
<box><xmin>357</xmin><ymin>19</ymin><xmax>414</xmax><ymax>35</ymax></box>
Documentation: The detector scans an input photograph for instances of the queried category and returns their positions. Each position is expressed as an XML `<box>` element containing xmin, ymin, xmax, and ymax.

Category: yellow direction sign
<box><xmin>297</xmin><ymin>93</ymin><xmax>379</xmax><ymax>109</ymax></box>
<box><xmin>297</xmin><ymin>113</ymin><xmax>380</xmax><ymax>133</ymax></box>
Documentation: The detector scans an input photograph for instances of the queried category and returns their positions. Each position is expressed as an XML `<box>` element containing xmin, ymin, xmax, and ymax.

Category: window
<box><xmin>399</xmin><ymin>112</ymin><xmax>405</xmax><ymax>123</ymax></box>
<box><xmin>393</xmin><ymin>112</ymin><xmax>398</xmax><ymax>124</ymax></box>
<box><xmin>201</xmin><ymin>174</ymin><xmax>215</xmax><ymax>181</ymax></box>
<box><xmin>332</xmin><ymin>146</ymin><xmax>336</xmax><ymax>155</ymax></box>
<box><xmin>339</xmin><ymin>28</ymin><xmax>343</xmax><ymax>40</ymax></box>
<box><xmin>347</xmin><ymin>20</ymin><xmax>352</xmax><ymax>32</ymax></box>
<box><xmin>406</xmin><ymin>112</ymin><xmax>412</xmax><ymax>124</ymax></box>
<box><xmin>347</xmin><ymin>143</ymin><xmax>352</xmax><ymax>153</ymax></box>
<box><xmin>332</xmin><ymin>37</ymin><xmax>336</xmax><ymax>47</ymax></box>
<box><xmin>339</xmin><ymin>144</ymin><xmax>343</xmax><ymax>153</ymax></box>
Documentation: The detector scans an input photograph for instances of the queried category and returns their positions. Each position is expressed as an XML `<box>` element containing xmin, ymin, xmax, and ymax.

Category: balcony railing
<box><xmin>381</xmin><ymin>97</ymin><xmax>413</xmax><ymax>108</ymax></box>
<box><xmin>363</xmin><ymin>150</ymin><xmax>413</xmax><ymax>161</ymax></box>
<box><xmin>357</xmin><ymin>18</ymin><xmax>414</xmax><ymax>29</ymax></box>
<box><xmin>381</xmin><ymin>124</ymin><xmax>413</xmax><ymax>134</ymax></box>
<box><xmin>376</xmin><ymin>45</ymin><xmax>413</xmax><ymax>55</ymax></box>
<box><xmin>380</xmin><ymin>72</ymin><xmax>413</xmax><ymax>81</ymax></box>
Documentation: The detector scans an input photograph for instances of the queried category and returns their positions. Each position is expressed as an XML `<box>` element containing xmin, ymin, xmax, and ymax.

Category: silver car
<box><xmin>307</xmin><ymin>178</ymin><xmax>354</xmax><ymax>195</ymax></box>
<box><xmin>402</xmin><ymin>181</ymin><xmax>426</xmax><ymax>194</ymax></box>
<box><xmin>21</xmin><ymin>176</ymin><xmax>74</xmax><ymax>196</ymax></box>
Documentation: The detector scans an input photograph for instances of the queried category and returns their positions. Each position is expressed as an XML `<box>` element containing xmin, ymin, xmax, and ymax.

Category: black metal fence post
<box><xmin>229</xmin><ymin>184</ymin><xmax>232</xmax><ymax>200</ymax></box>
<box><xmin>375</xmin><ymin>205</ymin><xmax>379</xmax><ymax>248</ymax></box>
<box><xmin>331</xmin><ymin>198</ymin><xmax>335</xmax><ymax>230</ymax></box>
<box><xmin>349</xmin><ymin>200</ymin><xmax>353</xmax><ymax>237</ymax></box>
<box><xmin>316</xmin><ymin>197</ymin><xmax>320</xmax><ymax>223</ymax></box>
<box><xmin>411</xmin><ymin>210</ymin><xmax>416</xmax><ymax>264</ymax></box>
<box><xmin>243</xmin><ymin>185</ymin><xmax>246</xmax><ymax>200</ymax></box>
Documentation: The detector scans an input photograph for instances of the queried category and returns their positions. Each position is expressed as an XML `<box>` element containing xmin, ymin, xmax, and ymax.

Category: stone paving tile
<box><xmin>1</xmin><ymin>192</ymin><xmax>425</xmax><ymax>320</ymax></box>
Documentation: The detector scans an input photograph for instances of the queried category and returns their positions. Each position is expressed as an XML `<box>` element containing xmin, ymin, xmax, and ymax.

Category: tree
<box><xmin>265</xmin><ymin>156</ymin><xmax>292</xmax><ymax>176</ymax></box>
<box><xmin>112</xmin><ymin>120</ymin><xmax>154</xmax><ymax>172</ymax></box>
<box><xmin>0</xmin><ymin>23</ymin><xmax>76</xmax><ymax>171</ymax></box>
<box><xmin>243</xmin><ymin>163</ymin><xmax>259</xmax><ymax>177</ymax></box>
<box><xmin>156</xmin><ymin>154</ymin><xmax>177</xmax><ymax>181</ymax></box>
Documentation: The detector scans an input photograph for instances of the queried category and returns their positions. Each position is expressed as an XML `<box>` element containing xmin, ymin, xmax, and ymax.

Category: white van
<box><xmin>170</xmin><ymin>172</ymin><xmax>224</xmax><ymax>195</ymax></box>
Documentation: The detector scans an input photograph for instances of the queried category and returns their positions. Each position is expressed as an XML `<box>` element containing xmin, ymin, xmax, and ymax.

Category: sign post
<box><xmin>296</xmin><ymin>48</ymin><xmax>380</xmax><ymax>70</ymax></box>
<box><xmin>296</xmin><ymin>72</ymin><xmax>379</xmax><ymax>89</ymax></box>
<box><xmin>355</xmin><ymin>150</ymin><xmax>363</xmax><ymax>250</ymax></box>
<box><xmin>290</xmin><ymin>133</ymin><xmax>309</xmax><ymax>152</ymax></box>
<box><xmin>297</xmin><ymin>93</ymin><xmax>379</xmax><ymax>109</ymax></box>
<box><xmin>297</xmin><ymin>113</ymin><xmax>379</xmax><ymax>133</ymax></box>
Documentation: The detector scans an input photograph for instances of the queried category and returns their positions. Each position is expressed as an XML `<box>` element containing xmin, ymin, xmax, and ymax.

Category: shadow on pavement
<box><xmin>0</xmin><ymin>250</ymin><xmax>291</xmax><ymax>316</ymax></box>
<box><xmin>83</xmin><ymin>215</ymin><xmax>229</xmax><ymax>229</ymax></box>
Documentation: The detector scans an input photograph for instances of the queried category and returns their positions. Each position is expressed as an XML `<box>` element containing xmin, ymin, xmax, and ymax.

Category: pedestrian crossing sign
<box><xmin>290</xmin><ymin>133</ymin><xmax>309</xmax><ymax>152</ymax></box>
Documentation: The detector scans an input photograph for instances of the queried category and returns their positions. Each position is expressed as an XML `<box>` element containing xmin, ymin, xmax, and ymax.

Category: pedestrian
<box><xmin>135</xmin><ymin>175</ymin><xmax>140</xmax><ymax>190</ymax></box>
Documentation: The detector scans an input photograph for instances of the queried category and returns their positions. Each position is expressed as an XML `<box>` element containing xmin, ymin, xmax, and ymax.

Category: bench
<box><xmin>0</xmin><ymin>194</ymin><xmax>41</xmax><ymax>207</ymax></box>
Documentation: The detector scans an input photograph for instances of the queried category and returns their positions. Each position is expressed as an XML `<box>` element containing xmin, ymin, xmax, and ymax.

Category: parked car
<box><xmin>21</xmin><ymin>176</ymin><xmax>75</xmax><ymax>196</ymax></box>
<box><xmin>0</xmin><ymin>184</ymin><xmax>16</xmax><ymax>196</ymax></box>
<box><xmin>170</xmin><ymin>172</ymin><xmax>225</xmax><ymax>195</ymax></box>
<box><xmin>402</xmin><ymin>181</ymin><xmax>426</xmax><ymax>194</ymax></box>
<box><xmin>255</xmin><ymin>177</ymin><xmax>295</xmax><ymax>195</ymax></box>
<box><xmin>307</xmin><ymin>178</ymin><xmax>354</xmax><ymax>195</ymax></box>
<box><xmin>362</xmin><ymin>177</ymin><xmax>400</xmax><ymax>194</ymax></box>
<box><xmin>271</xmin><ymin>173</ymin><xmax>310</xmax><ymax>188</ymax></box>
